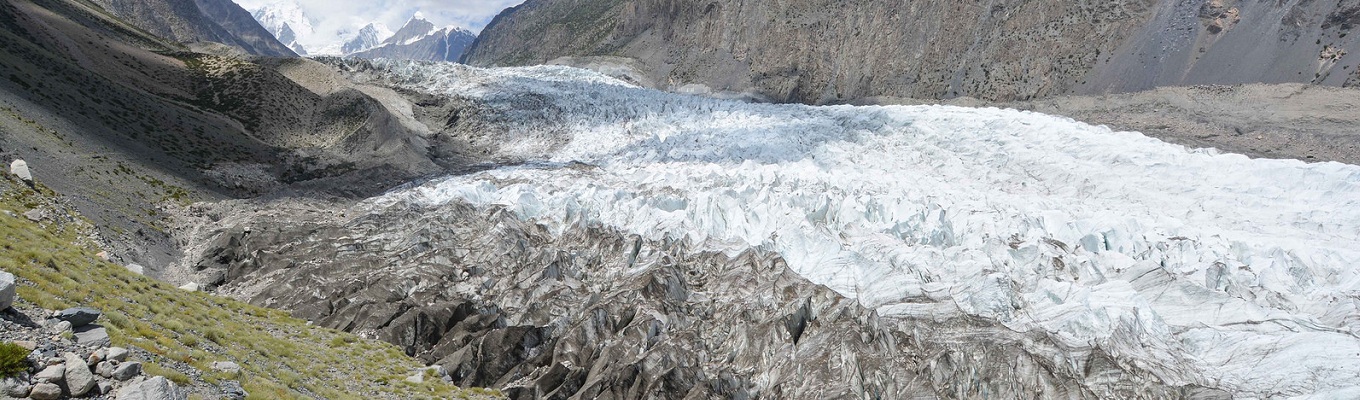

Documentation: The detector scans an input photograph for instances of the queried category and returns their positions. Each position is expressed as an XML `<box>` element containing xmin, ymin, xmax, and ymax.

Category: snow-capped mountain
<box><xmin>340</xmin><ymin>22</ymin><xmax>394</xmax><ymax>54</ymax></box>
<box><xmin>349</xmin><ymin>16</ymin><xmax>475</xmax><ymax>62</ymax></box>
<box><xmin>250</xmin><ymin>2</ymin><xmax>313</xmax><ymax>55</ymax></box>
<box><xmin>243</xmin><ymin>5</ymin><xmax>476</xmax><ymax>61</ymax></box>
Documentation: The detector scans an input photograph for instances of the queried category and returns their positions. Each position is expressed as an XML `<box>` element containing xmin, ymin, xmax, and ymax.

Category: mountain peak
<box><xmin>412</xmin><ymin>11</ymin><xmax>427</xmax><ymax>21</ymax></box>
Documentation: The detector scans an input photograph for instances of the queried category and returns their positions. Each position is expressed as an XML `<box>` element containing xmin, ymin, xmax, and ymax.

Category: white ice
<box><xmin>367</xmin><ymin>60</ymin><xmax>1360</xmax><ymax>396</ymax></box>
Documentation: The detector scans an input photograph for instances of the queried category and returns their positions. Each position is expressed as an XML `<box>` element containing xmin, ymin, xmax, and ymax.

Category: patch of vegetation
<box><xmin>0</xmin><ymin>342</ymin><xmax>28</xmax><ymax>378</ymax></box>
<box><xmin>0</xmin><ymin>178</ymin><xmax>500</xmax><ymax>399</ymax></box>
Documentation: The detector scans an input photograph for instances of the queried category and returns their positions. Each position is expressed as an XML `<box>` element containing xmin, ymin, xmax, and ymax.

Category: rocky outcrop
<box><xmin>0</xmin><ymin>271</ymin><xmax>14</xmax><ymax>310</ymax></box>
<box><xmin>118</xmin><ymin>376</ymin><xmax>186</xmax><ymax>400</ymax></box>
<box><xmin>88</xmin><ymin>0</ymin><xmax>297</xmax><ymax>57</ymax></box>
<box><xmin>465</xmin><ymin>0</ymin><xmax>1360</xmax><ymax>103</ymax></box>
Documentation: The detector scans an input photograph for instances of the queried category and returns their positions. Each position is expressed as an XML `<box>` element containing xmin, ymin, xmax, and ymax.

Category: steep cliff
<box><xmin>464</xmin><ymin>0</ymin><xmax>1360</xmax><ymax>103</ymax></box>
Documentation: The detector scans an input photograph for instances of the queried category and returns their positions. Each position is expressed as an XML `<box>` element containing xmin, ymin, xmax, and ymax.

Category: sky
<box><xmin>233</xmin><ymin>0</ymin><xmax>525</xmax><ymax>52</ymax></box>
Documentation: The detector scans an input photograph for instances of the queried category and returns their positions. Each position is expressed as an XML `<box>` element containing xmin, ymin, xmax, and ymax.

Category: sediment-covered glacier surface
<box><xmin>351</xmin><ymin>61</ymin><xmax>1360</xmax><ymax>398</ymax></box>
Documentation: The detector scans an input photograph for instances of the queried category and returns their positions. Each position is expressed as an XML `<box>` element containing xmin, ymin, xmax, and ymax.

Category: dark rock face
<box><xmin>55</xmin><ymin>307</ymin><xmax>101</xmax><ymax>327</ymax></box>
<box><xmin>88</xmin><ymin>0</ymin><xmax>296</xmax><ymax>57</ymax></box>
<box><xmin>464</xmin><ymin>0</ymin><xmax>1360</xmax><ymax>103</ymax></box>
<box><xmin>177</xmin><ymin>197</ymin><xmax>1200</xmax><ymax>399</ymax></box>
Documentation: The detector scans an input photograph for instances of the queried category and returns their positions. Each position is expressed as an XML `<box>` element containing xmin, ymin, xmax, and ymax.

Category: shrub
<box><xmin>0</xmin><ymin>342</ymin><xmax>29</xmax><ymax>377</ymax></box>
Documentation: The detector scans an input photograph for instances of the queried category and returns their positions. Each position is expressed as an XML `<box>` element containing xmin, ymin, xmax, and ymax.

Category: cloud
<box><xmin>234</xmin><ymin>0</ymin><xmax>525</xmax><ymax>52</ymax></box>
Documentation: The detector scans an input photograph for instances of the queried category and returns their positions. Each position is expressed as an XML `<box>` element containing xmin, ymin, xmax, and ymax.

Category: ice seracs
<box><xmin>361</xmin><ymin>60</ymin><xmax>1360</xmax><ymax>398</ymax></box>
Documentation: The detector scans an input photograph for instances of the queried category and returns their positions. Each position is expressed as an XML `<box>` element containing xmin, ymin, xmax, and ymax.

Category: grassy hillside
<box><xmin>0</xmin><ymin>175</ymin><xmax>499</xmax><ymax>399</ymax></box>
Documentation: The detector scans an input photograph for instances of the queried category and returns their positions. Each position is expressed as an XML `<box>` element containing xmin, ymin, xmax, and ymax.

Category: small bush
<box><xmin>0</xmin><ymin>342</ymin><xmax>29</xmax><ymax>377</ymax></box>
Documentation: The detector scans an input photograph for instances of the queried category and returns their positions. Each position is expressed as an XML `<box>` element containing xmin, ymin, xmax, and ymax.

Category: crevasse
<box><xmin>367</xmin><ymin>60</ymin><xmax>1360</xmax><ymax>397</ymax></box>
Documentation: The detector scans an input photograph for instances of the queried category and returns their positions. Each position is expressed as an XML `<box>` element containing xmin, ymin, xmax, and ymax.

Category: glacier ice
<box><xmin>363</xmin><ymin>60</ymin><xmax>1360</xmax><ymax>397</ymax></box>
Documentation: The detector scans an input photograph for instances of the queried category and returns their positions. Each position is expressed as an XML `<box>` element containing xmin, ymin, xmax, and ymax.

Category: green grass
<box><xmin>0</xmin><ymin>342</ymin><xmax>28</xmax><ymax>377</ymax></box>
<box><xmin>0</xmin><ymin>178</ymin><xmax>500</xmax><ymax>399</ymax></box>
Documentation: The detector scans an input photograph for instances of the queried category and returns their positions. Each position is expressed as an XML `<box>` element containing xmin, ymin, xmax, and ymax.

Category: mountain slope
<box><xmin>464</xmin><ymin>0</ymin><xmax>1360</xmax><ymax>103</ymax></box>
<box><xmin>251</xmin><ymin>2</ymin><xmax>311</xmax><ymax>54</ymax></box>
<box><xmin>87</xmin><ymin>0</ymin><xmax>296</xmax><ymax>56</ymax></box>
<box><xmin>0</xmin><ymin>0</ymin><xmax>449</xmax><ymax>270</ymax></box>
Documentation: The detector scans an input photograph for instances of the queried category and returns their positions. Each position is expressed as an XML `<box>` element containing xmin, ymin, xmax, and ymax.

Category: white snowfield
<box><xmin>369</xmin><ymin>61</ymin><xmax>1360</xmax><ymax>397</ymax></box>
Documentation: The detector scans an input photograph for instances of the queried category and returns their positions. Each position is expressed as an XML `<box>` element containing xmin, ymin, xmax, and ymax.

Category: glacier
<box><xmin>356</xmin><ymin>60</ymin><xmax>1360</xmax><ymax>397</ymax></box>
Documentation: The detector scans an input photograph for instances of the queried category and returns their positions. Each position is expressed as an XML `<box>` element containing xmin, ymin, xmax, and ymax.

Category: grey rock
<box><xmin>22</xmin><ymin>209</ymin><xmax>41</xmax><ymax>222</ymax></box>
<box><xmin>2</xmin><ymin>375</ymin><xmax>31</xmax><ymax>398</ymax></box>
<box><xmin>178</xmin><ymin>282</ymin><xmax>199</xmax><ymax>292</ymax></box>
<box><xmin>52</xmin><ymin>320</ymin><xmax>71</xmax><ymax>333</ymax></box>
<box><xmin>219</xmin><ymin>380</ymin><xmax>247</xmax><ymax>400</ymax></box>
<box><xmin>209</xmin><ymin>361</ymin><xmax>240</xmax><ymax>374</ymax></box>
<box><xmin>89</xmin><ymin>348</ymin><xmax>107</xmax><ymax>365</ymax></box>
<box><xmin>32</xmin><ymin>364</ymin><xmax>64</xmax><ymax>383</ymax></box>
<box><xmin>55</xmin><ymin>307</ymin><xmax>100</xmax><ymax>327</ymax></box>
<box><xmin>117</xmin><ymin>376</ymin><xmax>186</xmax><ymax>400</ymax></box>
<box><xmin>97</xmin><ymin>380</ymin><xmax>114</xmax><ymax>395</ymax></box>
<box><xmin>126</xmin><ymin>263</ymin><xmax>146</xmax><ymax>275</ymax></box>
<box><xmin>106</xmin><ymin>346</ymin><xmax>130</xmax><ymax>362</ymax></box>
<box><xmin>113</xmin><ymin>361</ymin><xmax>143</xmax><ymax>381</ymax></box>
<box><xmin>0</xmin><ymin>271</ymin><xmax>14</xmax><ymax>310</ymax></box>
<box><xmin>10</xmin><ymin>159</ymin><xmax>31</xmax><ymax>182</ymax></box>
<box><xmin>28</xmin><ymin>382</ymin><xmax>60</xmax><ymax>400</ymax></box>
<box><xmin>95</xmin><ymin>360</ymin><xmax>117</xmax><ymax>378</ymax></box>
<box><xmin>64</xmin><ymin>352</ymin><xmax>97</xmax><ymax>396</ymax></box>
<box><xmin>75</xmin><ymin>325</ymin><xmax>112</xmax><ymax>347</ymax></box>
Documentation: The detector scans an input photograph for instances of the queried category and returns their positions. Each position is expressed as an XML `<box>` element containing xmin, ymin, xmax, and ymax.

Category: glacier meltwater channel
<box><xmin>364</xmin><ymin>61</ymin><xmax>1360</xmax><ymax>397</ymax></box>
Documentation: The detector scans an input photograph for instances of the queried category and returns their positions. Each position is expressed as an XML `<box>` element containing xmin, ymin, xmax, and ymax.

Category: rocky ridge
<box><xmin>464</xmin><ymin>0</ymin><xmax>1360</xmax><ymax>103</ymax></box>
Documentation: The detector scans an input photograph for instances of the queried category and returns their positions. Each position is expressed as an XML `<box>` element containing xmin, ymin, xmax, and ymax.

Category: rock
<box><xmin>0</xmin><ymin>271</ymin><xmax>14</xmax><ymax>310</ymax></box>
<box><xmin>2</xmin><ymin>375</ymin><xmax>31</xmax><ymax>398</ymax></box>
<box><xmin>210</xmin><ymin>361</ymin><xmax>240</xmax><ymax>374</ymax></box>
<box><xmin>23</xmin><ymin>209</ymin><xmax>42</xmax><ymax>222</ymax></box>
<box><xmin>107</xmin><ymin>346</ymin><xmax>129</xmax><ymax>362</ymax></box>
<box><xmin>28</xmin><ymin>382</ymin><xmax>60</xmax><ymax>400</ymax></box>
<box><xmin>33</xmin><ymin>364</ymin><xmax>65</xmax><ymax>383</ymax></box>
<box><xmin>126</xmin><ymin>263</ymin><xmax>145</xmax><ymax>275</ymax></box>
<box><xmin>64</xmin><ymin>352</ymin><xmax>97</xmax><ymax>396</ymax></box>
<box><xmin>178</xmin><ymin>282</ymin><xmax>199</xmax><ymax>292</ymax></box>
<box><xmin>75</xmin><ymin>325</ymin><xmax>111</xmax><ymax>347</ymax></box>
<box><xmin>89</xmin><ymin>348</ymin><xmax>107</xmax><ymax>365</ymax></box>
<box><xmin>13</xmin><ymin>340</ymin><xmax>37</xmax><ymax>351</ymax></box>
<box><xmin>404</xmin><ymin>373</ymin><xmax>424</xmax><ymax>384</ymax></box>
<box><xmin>97</xmin><ymin>251</ymin><xmax>110</xmax><ymax>261</ymax></box>
<box><xmin>113</xmin><ymin>361</ymin><xmax>143</xmax><ymax>381</ymax></box>
<box><xmin>117</xmin><ymin>376</ymin><xmax>186</xmax><ymax>400</ymax></box>
<box><xmin>96</xmin><ymin>360</ymin><xmax>117</xmax><ymax>378</ymax></box>
<box><xmin>10</xmin><ymin>159</ymin><xmax>31</xmax><ymax>182</ymax></box>
<box><xmin>53</xmin><ymin>320</ymin><xmax>72</xmax><ymax>332</ymax></box>
<box><xmin>55</xmin><ymin>307</ymin><xmax>101</xmax><ymax>327</ymax></box>
<box><xmin>220</xmin><ymin>381</ymin><xmax>247</xmax><ymax>400</ymax></box>
<box><xmin>97</xmin><ymin>380</ymin><xmax>113</xmax><ymax>394</ymax></box>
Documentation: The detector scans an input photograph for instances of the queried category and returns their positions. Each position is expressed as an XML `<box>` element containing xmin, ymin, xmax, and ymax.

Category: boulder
<box><xmin>2</xmin><ymin>376</ymin><xmax>31</xmax><ymax>398</ymax></box>
<box><xmin>53</xmin><ymin>320</ymin><xmax>72</xmax><ymax>332</ymax></box>
<box><xmin>126</xmin><ymin>263</ymin><xmax>145</xmax><ymax>275</ymax></box>
<box><xmin>0</xmin><ymin>271</ymin><xmax>14</xmax><ymax>310</ymax></box>
<box><xmin>210</xmin><ymin>361</ymin><xmax>240</xmax><ymax>374</ymax></box>
<box><xmin>64</xmin><ymin>352</ymin><xmax>97</xmax><ymax>396</ymax></box>
<box><xmin>75</xmin><ymin>325</ymin><xmax>111</xmax><ymax>347</ymax></box>
<box><xmin>178</xmin><ymin>282</ymin><xmax>199</xmax><ymax>292</ymax></box>
<box><xmin>32</xmin><ymin>364</ymin><xmax>64</xmax><ymax>383</ymax></box>
<box><xmin>28</xmin><ymin>382</ymin><xmax>60</xmax><ymax>400</ymax></box>
<box><xmin>117</xmin><ymin>376</ymin><xmax>186</xmax><ymax>400</ymax></box>
<box><xmin>95</xmin><ymin>360</ymin><xmax>117</xmax><ymax>378</ymax></box>
<box><xmin>107</xmin><ymin>346</ymin><xmax>130</xmax><ymax>362</ymax></box>
<box><xmin>220</xmin><ymin>381</ymin><xmax>248</xmax><ymax>400</ymax></box>
<box><xmin>23</xmin><ymin>209</ymin><xmax>42</xmax><ymax>222</ymax></box>
<box><xmin>113</xmin><ymin>361</ymin><xmax>143</xmax><ymax>381</ymax></box>
<box><xmin>10</xmin><ymin>159</ymin><xmax>31</xmax><ymax>182</ymax></box>
<box><xmin>98</xmin><ymin>380</ymin><xmax>114</xmax><ymax>394</ymax></box>
<box><xmin>55</xmin><ymin>307</ymin><xmax>101</xmax><ymax>327</ymax></box>
<box><xmin>89</xmin><ymin>348</ymin><xmax>107</xmax><ymax>365</ymax></box>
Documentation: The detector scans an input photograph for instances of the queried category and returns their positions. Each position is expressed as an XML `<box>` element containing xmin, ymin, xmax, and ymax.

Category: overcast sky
<box><xmin>233</xmin><ymin>0</ymin><xmax>525</xmax><ymax>51</ymax></box>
